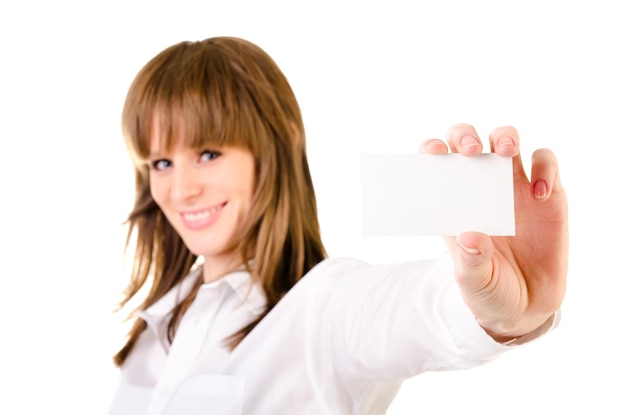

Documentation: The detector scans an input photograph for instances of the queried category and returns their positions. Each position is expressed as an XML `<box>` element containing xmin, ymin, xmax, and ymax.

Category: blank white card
<box><xmin>361</xmin><ymin>153</ymin><xmax>515</xmax><ymax>236</ymax></box>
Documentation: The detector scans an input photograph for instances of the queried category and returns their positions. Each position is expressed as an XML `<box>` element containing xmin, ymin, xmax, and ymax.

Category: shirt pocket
<box><xmin>163</xmin><ymin>374</ymin><xmax>245</xmax><ymax>415</ymax></box>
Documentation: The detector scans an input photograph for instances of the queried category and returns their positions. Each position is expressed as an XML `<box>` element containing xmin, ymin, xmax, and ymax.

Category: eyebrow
<box><xmin>147</xmin><ymin>151</ymin><xmax>168</xmax><ymax>160</ymax></box>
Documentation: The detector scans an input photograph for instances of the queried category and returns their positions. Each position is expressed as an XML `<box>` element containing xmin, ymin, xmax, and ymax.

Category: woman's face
<box><xmin>148</xmin><ymin>132</ymin><xmax>255</xmax><ymax>278</ymax></box>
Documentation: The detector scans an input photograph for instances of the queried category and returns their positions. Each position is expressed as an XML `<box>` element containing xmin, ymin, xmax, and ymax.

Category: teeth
<box><xmin>183</xmin><ymin>206</ymin><xmax>220</xmax><ymax>221</ymax></box>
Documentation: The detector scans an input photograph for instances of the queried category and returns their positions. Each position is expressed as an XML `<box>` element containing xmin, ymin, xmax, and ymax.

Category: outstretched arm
<box><xmin>420</xmin><ymin>124</ymin><xmax>569</xmax><ymax>342</ymax></box>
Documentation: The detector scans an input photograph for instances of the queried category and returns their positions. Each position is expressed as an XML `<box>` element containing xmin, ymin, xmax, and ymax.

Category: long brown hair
<box><xmin>113</xmin><ymin>37</ymin><xmax>327</xmax><ymax>367</ymax></box>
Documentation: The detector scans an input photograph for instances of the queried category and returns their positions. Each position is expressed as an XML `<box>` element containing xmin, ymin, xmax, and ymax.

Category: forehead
<box><xmin>148</xmin><ymin>115</ymin><xmax>182</xmax><ymax>153</ymax></box>
<box><xmin>128</xmin><ymin>90</ymin><xmax>258</xmax><ymax>164</ymax></box>
<box><xmin>147</xmin><ymin>110</ymin><xmax>216</xmax><ymax>154</ymax></box>
<box><xmin>147</xmin><ymin>111</ymin><xmax>255</xmax><ymax>160</ymax></box>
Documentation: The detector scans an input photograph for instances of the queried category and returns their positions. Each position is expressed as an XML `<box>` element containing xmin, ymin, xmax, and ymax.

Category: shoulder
<box><xmin>306</xmin><ymin>257</ymin><xmax>370</xmax><ymax>277</ymax></box>
<box><xmin>304</xmin><ymin>254</ymin><xmax>453</xmax><ymax>284</ymax></box>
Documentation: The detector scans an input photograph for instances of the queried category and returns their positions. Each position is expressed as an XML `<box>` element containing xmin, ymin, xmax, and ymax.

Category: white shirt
<box><xmin>108</xmin><ymin>254</ymin><xmax>555</xmax><ymax>415</ymax></box>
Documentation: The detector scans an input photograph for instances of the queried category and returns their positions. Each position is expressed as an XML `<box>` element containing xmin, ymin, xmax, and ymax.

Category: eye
<box><xmin>199</xmin><ymin>150</ymin><xmax>221</xmax><ymax>162</ymax></box>
<box><xmin>150</xmin><ymin>159</ymin><xmax>171</xmax><ymax>171</ymax></box>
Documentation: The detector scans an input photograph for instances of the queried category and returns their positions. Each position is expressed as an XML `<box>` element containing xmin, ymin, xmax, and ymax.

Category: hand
<box><xmin>419</xmin><ymin>124</ymin><xmax>569</xmax><ymax>342</ymax></box>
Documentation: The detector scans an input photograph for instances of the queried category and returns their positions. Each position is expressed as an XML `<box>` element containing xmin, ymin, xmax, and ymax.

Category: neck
<box><xmin>201</xmin><ymin>254</ymin><xmax>244</xmax><ymax>283</ymax></box>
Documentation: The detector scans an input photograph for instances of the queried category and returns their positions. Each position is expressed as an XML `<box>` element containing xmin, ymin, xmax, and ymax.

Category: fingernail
<box><xmin>457</xmin><ymin>236</ymin><xmax>481</xmax><ymax>255</ymax></box>
<box><xmin>533</xmin><ymin>179</ymin><xmax>548</xmax><ymax>199</ymax></box>
<box><xmin>497</xmin><ymin>136</ymin><xmax>514</xmax><ymax>149</ymax></box>
<box><xmin>460</xmin><ymin>135</ymin><xmax>480</xmax><ymax>149</ymax></box>
<box><xmin>426</xmin><ymin>138</ymin><xmax>444</xmax><ymax>147</ymax></box>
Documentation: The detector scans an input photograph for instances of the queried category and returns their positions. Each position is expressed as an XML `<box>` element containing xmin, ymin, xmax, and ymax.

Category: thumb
<box><xmin>452</xmin><ymin>232</ymin><xmax>495</xmax><ymax>295</ymax></box>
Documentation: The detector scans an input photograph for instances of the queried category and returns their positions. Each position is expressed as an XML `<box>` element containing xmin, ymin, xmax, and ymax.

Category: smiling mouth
<box><xmin>180</xmin><ymin>203</ymin><xmax>226</xmax><ymax>228</ymax></box>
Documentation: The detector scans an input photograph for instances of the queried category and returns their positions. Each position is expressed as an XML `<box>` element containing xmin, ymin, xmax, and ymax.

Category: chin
<box><xmin>185</xmin><ymin>240</ymin><xmax>233</xmax><ymax>259</ymax></box>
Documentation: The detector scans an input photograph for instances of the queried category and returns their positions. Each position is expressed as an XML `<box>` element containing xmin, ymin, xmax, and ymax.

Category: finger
<box><xmin>418</xmin><ymin>138</ymin><xmax>449</xmax><ymax>154</ymax></box>
<box><xmin>452</xmin><ymin>231</ymin><xmax>495</xmax><ymax>300</ymax></box>
<box><xmin>488</xmin><ymin>125</ymin><xmax>528</xmax><ymax>183</ymax></box>
<box><xmin>445</xmin><ymin>123</ymin><xmax>484</xmax><ymax>156</ymax></box>
<box><xmin>488</xmin><ymin>126</ymin><xmax>520</xmax><ymax>157</ymax></box>
<box><xmin>530</xmin><ymin>148</ymin><xmax>561</xmax><ymax>200</ymax></box>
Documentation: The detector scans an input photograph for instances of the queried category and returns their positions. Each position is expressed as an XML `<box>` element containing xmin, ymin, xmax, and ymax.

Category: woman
<box><xmin>109</xmin><ymin>36</ymin><xmax>568</xmax><ymax>414</ymax></box>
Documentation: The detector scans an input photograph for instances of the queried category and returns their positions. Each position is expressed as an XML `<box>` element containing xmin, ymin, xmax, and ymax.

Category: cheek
<box><xmin>149</xmin><ymin>177</ymin><xmax>167</xmax><ymax>206</ymax></box>
<box><xmin>240</xmin><ymin>174</ymin><xmax>255</xmax><ymax>208</ymax></box>
<box><xmin>243</xmin><ymin>161</ymin><xmax>256</xmax><ymax>202</ymax></box>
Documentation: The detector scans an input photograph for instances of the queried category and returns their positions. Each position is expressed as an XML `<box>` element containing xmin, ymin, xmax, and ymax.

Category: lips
<box><xmin>179</xmin><ymin>202</ymin><xmax>227</xmax><ymax>230</ymax></box>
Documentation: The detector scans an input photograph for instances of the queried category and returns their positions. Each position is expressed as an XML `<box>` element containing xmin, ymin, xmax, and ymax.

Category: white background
<box><xmin>1</xmin><ymin>1</ymin><xmax>625</xmax><ymax>414</ymax></box>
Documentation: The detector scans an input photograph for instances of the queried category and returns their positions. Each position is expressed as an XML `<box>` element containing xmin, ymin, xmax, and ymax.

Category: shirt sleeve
<box><xmin>305</xmin><ymin>254</ymin><xmax>557</xmax><ymax>383</ymax></box>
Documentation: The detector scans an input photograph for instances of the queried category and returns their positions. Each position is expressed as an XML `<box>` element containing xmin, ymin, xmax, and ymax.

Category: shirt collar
<box><xmin>217</xmin><ymin>268</ymin><xmax>267</xmax><ymax>316</ymax></box>
<box><xmin>139</xmin><ymin>266</ymin><xmax>267</xmax><ymax>331</ymax></box>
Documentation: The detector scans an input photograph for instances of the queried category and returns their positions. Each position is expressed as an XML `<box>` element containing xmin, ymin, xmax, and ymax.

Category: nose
<box><xmin>171</xmin><ymin>162</ymin><xmax>202</xmax><ymax>203</ymax></box>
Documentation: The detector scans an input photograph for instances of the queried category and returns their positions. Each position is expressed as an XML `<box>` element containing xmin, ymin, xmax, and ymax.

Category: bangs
<box><xmin>122</xmin><ymin>39</ymin><xmax>273</xmax><ymax>165</ymax></box>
